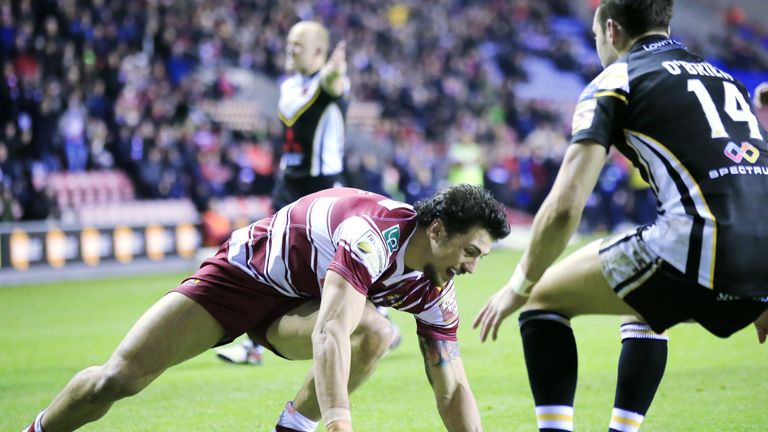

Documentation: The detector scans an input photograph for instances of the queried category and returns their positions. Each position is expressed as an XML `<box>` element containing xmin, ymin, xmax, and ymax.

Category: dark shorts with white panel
<box><xmin>599</xmin><ymin>226</ymin><xmax>768</xmax><ymax>338</ymax></box>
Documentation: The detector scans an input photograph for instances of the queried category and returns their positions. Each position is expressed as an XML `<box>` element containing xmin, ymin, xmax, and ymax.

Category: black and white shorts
<box><xmin>599</xmin><ymin>227</ymin><xmax>768</xmax><ymax>337</ymax></box>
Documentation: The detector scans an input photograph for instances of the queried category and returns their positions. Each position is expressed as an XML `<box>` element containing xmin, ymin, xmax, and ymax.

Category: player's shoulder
<box><xmin>333</xmin><ymin>188</ymin><xmax>415</xmax><ymax>216</ymax></box>
<box><xmin>589</xmin><ymin>62</ymin><xmax>630</xmax><ymax>93</ymax></box>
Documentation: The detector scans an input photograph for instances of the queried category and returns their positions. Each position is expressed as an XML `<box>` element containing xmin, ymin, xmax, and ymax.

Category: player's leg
<box><xmin>266</xmin><ymin>300</ymin><xmax>392</xmax><ymax>431</ymax></box>
<box><xmin>214</xmin><ymin>337</ymin><xmax>264</xmax><ymax>365</ymax></box>
<box><xmin>376</xmin><ymin>306</ymin><xmax>402</xmax><ymax>351</ymax></box>
<box><xmin>31</xmin><ymin>292</ymin><xmax>225</xmax><ymax>432</ymax></box>
<box><xmin>215</xmin><ymin>306</ymin><xmax>400</xmax><ymax>366</ymax></box>
<box><xmin>518</xmin><ymin>239</ymin><xmax>636</xmax><ymax>432</ymax></box>
<box><xmin>609</xmin><ymin>315</ymin><xmax>668</xmax><ymax>432</ymax></box>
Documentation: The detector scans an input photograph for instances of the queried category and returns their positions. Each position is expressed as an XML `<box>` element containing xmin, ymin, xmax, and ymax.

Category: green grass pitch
<box><xmin>2</xmin><ymin>247</ymin><xmax>767</xmax><ymax>431</ymax></box>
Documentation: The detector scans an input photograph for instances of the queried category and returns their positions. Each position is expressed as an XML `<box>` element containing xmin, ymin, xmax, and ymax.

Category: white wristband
<box><xmin>509</xmin><ymin>264</ymin><xmax>536</xmax><ymax>297</ymax></box>
<box><xmin>323</xmin><ymin>407</ymin><xmax>352</xmax><ymax>429</ymax></box>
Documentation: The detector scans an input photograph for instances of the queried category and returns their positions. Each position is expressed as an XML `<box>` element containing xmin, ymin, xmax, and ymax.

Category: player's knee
<box><xmin>90</xmin><ymin>362</ymin><xmax>154</xmax><ymax>401</ymax></box>
<box><xmin>354</xmin><ymin>315</ymin><xmax>392</xmax><ymax>362</ymax></box>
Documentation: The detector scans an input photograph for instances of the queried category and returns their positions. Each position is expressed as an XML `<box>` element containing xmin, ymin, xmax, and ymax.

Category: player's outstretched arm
<box><xmin>418</xmin><ymin>336</ymin><xmax>483</xmax><ymax>432</ymax></box>
<box><xmin>474</xmin><ymin>142</ymin><xmax>606</xmax><ymax>342</ymax></box>
<box><xmin>320</xmin><ymin>41</ymin><xmax>347</xmax><ymax>97</ymax></box>
<box><xmin>312</xmin><ymin>270</ymin><xmax>367</xmax><ymax>432</ymax></box>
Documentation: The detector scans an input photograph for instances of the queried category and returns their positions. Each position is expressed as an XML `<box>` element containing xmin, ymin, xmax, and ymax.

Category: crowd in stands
<box><xmin>1</xmin><ymin>0</ymin><xmax>766</xmax><ymax>234</ymax></box>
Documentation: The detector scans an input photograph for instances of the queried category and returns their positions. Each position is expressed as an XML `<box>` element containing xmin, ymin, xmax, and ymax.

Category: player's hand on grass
<box><xmin>753</xmin><ymin>308</ymin><xmax>768</xmax><ymax>344</ymax></box>
<box><xmin>473</xmin><ymin>285</ymin><xmax>529</xmax><ymax>342</ymax></box>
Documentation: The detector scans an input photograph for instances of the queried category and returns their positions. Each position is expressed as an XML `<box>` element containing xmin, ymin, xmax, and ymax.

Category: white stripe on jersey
<box><xmin>415</xmin><ymin>283</ymin><xmax>458</xmax><ymax>329</ymax></box>
<box><xmin>265</xmin><ymin>203</ymin><xmax>301</xmax><ymax>298</ymax></box>
<box><xmin>626</xmin><ymin>130</ymin><xmax>717</xmax><ymax>288</ymax></box>
<box><xmin>370</xmin><ymin>271</ymin><xmax>421</xmax><ymax>304</ymax></box>
<box><xmin>311</xmin><ymin>103</ymin><xmax>345</xmax><ymax>176</ymax></box>
<box><xmin>306</xmin><ymin>197</ymin><xmax>339</xmax><ymax>291</ymax></box>
<box><xmin>227</xmin><ymin>224</ymin><xmax>260</xmax><ymax>279</ymax></box>
<box><xmin>389</xmin><ymin>279</ymin><xmax>431</xmax><ymax>312</ymax></box>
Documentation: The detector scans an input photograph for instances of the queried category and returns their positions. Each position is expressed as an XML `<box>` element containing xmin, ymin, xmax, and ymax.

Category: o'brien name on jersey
<box><xmin>661</xmin><ymin>61</ymin><xmax>734</xmax><ymax>81</ymax></box>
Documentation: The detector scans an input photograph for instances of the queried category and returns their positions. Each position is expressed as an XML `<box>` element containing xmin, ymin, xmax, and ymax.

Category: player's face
<box><xmin>423</xmin><ymin>224</ymin><xmax>493</xmax><ymax>288</ymax></box>
<box><xmin>593</xmin><ymin>7</ymin><xmax>620</xmax><ymax>68</ymax></box>
<box><xmin>285</xmin><ymin>25</ymin><xmax>320</xmax><ymax>74</ymax></box>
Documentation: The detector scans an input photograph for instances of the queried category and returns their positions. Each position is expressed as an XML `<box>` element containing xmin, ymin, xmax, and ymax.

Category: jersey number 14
<box><xmin>687</xmin><ymin>79</ymin><xmax>763</xmax><ymax>141</ymax></box>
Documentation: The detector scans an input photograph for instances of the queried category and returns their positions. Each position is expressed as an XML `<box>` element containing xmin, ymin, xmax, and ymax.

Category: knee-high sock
<box><xmin>519</xmin><ymin>310</ymin><xmax>577</xmax><ymax>432</ymax></box>
<box><xmin>609</xmin><ymin>323</ymin><xmax>668</xmax><ymax>432</ymax></box>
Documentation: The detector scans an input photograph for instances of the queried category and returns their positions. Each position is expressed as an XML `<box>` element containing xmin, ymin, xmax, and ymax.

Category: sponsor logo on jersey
<box><xmin>572</xmin><ymin>98</ymin><xmax>597</xmax><ymax>134</ymax></box>
<box><xmin>353</xmin><ymin>229</ymin><xmax>388</xmax><ymax>279</ymax></box>
<box><xmin>641</xmin><ymin>38</ymin><xmax>684</xmax><ymax>52</ymax></box>
<box><xmin>723</xmin><ymin>141</ymin><xmax>759</xmax><ymax>164</ymax></box>
<box><xmin>384</xmin><ymin>293</ymin><xmax>404</xmax><ymax>308</ymax></box>
<box><xmin>356</xmin><ymin>240</ymin><xmax>374</xmax><ymax>254</ymax></box>
<box><xmin>382</xmin><ymin>225</ymin><xmax>400</xmax><ymax>253</ymax></box>
<box><xmin>709</xmin><ymin>141</ymin><xmax>767</xmax><ymax>179</ymax></box>
<box><xmin>438</xmin><ymin>289</ymin><xmax>459</xmax><ymax>323</ymax></box>
<box><xmin>572</xmin><ymin>63</ymin><xmax>628</xmax><ymax>135</ymax></box>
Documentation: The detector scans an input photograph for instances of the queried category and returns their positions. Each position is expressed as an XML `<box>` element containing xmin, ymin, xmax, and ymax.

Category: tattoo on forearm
<box><xmin>418</xmin><ymin>337</ymin><xmax>461</xmax><ymax>384</ymax></box>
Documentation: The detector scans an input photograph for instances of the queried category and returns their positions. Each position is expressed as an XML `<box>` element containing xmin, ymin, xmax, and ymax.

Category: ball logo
<box><xmin>724</xmin><ymin>141</ymin><xmax>759</xmax><ymax>164</ymax></box>
<box><xmin>356</xmin><ymin>241</ymin><xmax>373</xmax><ymax>254</ymax></box>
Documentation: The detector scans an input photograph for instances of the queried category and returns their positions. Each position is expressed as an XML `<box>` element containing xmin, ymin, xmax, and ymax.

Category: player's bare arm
<box><xmin>312</xmin><ymin>269</ymin><xmax>367</xmax><ymax>432</ymax></box>
<box><xmin>474</xmin><ymin>142</ymin><xmax>607</xmax><ymax>341</ymax></box>
<box><xmin>418</xmin><ymin>336</ymin><xmax>483</xmax><ymax>432</ymax></box>
<box><xmin>320</xmin><ymin>41</ymin><xmax>347</xmax><ymax>97</ymax></box>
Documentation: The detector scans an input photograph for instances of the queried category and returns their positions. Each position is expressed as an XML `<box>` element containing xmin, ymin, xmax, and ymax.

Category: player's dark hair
<box><xmin>598</xmin><ymin>0</ymin><xmax>674</xmax><ymax>39</ymax></box>
<box><xmin>414</xmin><ymin>184</ymin><xmax>510</xmax><ymax>240</ymax></box>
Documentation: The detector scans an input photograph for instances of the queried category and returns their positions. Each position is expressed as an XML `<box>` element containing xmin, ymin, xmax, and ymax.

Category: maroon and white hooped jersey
<box><xmin>226</xmin><ymin>188</ymin><xmax>460</xmax><ymax>341</ymax></box>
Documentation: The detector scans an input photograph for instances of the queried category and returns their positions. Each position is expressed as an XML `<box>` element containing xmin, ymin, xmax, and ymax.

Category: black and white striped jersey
<box><xmin>572</xmin><ymin>35</ymin><xmax>768</xmax><ymax>298</ymax></box>
<box><xmin>277</xmin><ymin>72</ymin><xmax>349</xmax><ymax>179</ymax></box>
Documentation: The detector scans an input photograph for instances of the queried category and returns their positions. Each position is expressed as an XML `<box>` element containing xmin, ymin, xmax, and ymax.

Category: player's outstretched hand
<box><xmin>326</xmin><ymin>41</ymin><xmax>347</xmax><ymax>76</ymax></box>
<box><xmin>753</xmin><ymin>308</ymin><xmax>768</xmax><ymax>344</ymax></box>
<box><xmin>473</xmin><ymin>286</ymin><xmax>529</xmax><ymax>342</ymax></box>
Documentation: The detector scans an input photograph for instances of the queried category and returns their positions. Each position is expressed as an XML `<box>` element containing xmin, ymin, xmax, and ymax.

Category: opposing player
<box><xmin>24</xmin><ymin>184</ymin><xmax>510</xmax><ymax>432</ymax></box>
<box><xmin>474</xmin><ymin>1</ymin><xmax>768</xmax><ymax>431</ymax></box>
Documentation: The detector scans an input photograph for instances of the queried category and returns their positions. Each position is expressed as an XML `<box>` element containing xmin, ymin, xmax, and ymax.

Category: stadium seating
<box><xmin>47</xmin><ymin>170</ymin><xmax>198</xmax><ymax>226</ymax></box>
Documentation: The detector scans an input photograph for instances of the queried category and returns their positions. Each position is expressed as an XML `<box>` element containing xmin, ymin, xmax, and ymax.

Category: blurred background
<box><xmin>1</xmin><ymin>0</ymin><xmax>766</xmax><ymax>282</ymax></box>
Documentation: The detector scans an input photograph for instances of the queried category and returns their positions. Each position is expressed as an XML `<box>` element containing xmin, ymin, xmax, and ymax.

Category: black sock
<box><xmin>609</xmin><ymin>322</ymin><xmax>668</xmax><ymax>432</ymax></box>
<box><xmin>519</xmin><ymin>310</ymin><xmax>577</xmax><ymax>432</ymax></box>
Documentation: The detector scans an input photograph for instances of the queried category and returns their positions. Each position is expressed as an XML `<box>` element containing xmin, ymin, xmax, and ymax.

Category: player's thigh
<box><xmin>108</xmin><ymin>292</ymin><xmax>226</xmax><ymax>375</ymax></box>
<box><xmin>266</xmin><ymin>300</ymin><xmax>383</xmax><ymax>360</ymax></box>
<box><xmin>523</xmin><ymin>239</ymin><xmax>638</xmax><ymax>318</ymax></box>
